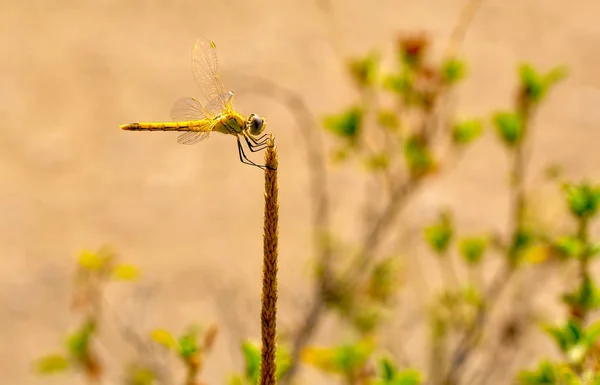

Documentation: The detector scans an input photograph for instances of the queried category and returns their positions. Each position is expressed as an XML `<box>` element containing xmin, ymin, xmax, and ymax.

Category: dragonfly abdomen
<box><xmin>120</xmin><ymin>121</ymin><xmax>209</xmax><ymax>132</ymax></box>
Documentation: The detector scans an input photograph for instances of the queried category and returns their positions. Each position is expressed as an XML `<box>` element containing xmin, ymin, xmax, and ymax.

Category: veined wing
<box><xmin>192</xmin><ymin>38</ymin><xmax>234</xmax><ymax>116</ymax></box>
<box><xmin>171</xmin><ymin>97</ymin><xmax>213</xmax><ymax>145</ymax></box>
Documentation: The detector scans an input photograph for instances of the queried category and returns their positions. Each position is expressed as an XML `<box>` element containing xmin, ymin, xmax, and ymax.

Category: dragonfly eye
<box><xmin>252</xmin><ymin>115</ymin><xmax>263</xmax><ymax>130</ymax></box>
<box><xmin>248</xmin><ymin>114</ymin><xmax>265</xmax><ymax>135</ymax></box>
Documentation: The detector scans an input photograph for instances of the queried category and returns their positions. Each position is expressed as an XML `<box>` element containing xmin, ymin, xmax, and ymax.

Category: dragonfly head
<box><xmin>246</xmin><ymin>113</ymin><xmax>267</xmax><ymax>136</ymax></box>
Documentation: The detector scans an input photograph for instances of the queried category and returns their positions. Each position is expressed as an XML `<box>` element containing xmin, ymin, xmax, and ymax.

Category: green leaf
<box><xmin>125</xmin><ymin>365</ymin><xmax>156</xmax><ymax>385</ymax></box>
<box><xmin>66</xmin><ymin>320</ymin><xmax>96</xmax><ymax>360</ymax></box>
<box><xmin>324</xmin><ymin>106</ymin><xmax>363</xmax><ymax>141</ymax></box>
<box><xmin>365</xmin><ymin>152</ymin><xmax>390</xmax><ymax>171</ymax></box>
<box><xmin>111</xmin><ymin>264</ymin><xmax>139</xmax><ymax>281</ymax></box>
<box><xmin>562</xmin><ymin>277</ymin><xmax>600</xmax><ymax>313</ymax></box>
<box><xmin>334</xmin><ymin>338</ymin><xmax>375</xmax><ymax>373</ymax></box>
<box><xmin>519</xmin><ymin>64</ymin><xmax>545</xmax><ymax>103</ymax></box>
<box><xmin>348</xmin><ymin>52</ymin><xmax>380</xmax><ymax>88</ymax></box>
<box><xmin>227</xmin><ymin>374</ymin><xmax>246</xmax><ymax>385</ymax></box>
<box><xmin>585</xmin><ymin>320</ymin><xmax>600</xmax><ymax>346</ymax></box>
<box><xmin>458</xmin><ymin>237</ymin><xmax>488</xmax><ymax>265</ymax></box>
<box><xmin>493</xmin><ymin>111</ymin><xmax>523</xmax><ymax>147</ymax></box>
<box><xmin>377</xmin><ymin>109</ymin><xmax>400</xmax><ymax>132</ymax></box>
<box><xmin>35</xmin><ymin>354</ymin><xmax>70</xmax><ymax>374</ymax></box>
<box><xmin>518</xmin><ymin>360</ymin><xmax>578</xmax><ymax>385</ymax></box>
<box><xmin>543</xmin><ymin>320</ymin><xmax>584</xmax><ymax>354</ymax></box>
<box><xmin>553</xmin><ymin>236</ymin><xmax>584</xmax><ymax>259</ymax></box>
<box><xmin>351</xmin><ymin>303</ymin><xmax>384</xmax><ymax>334</ymax></box>
<box><xmin>393</xmin><ymin>369</ymin><xmax>422</xmax><ymax>385</ymax></box>
<box><xmin>384</xmin><ymin>72</ymin><xmax>413</xmax><ymax>95</ymax></box>
<box><xmin>302</xmin><ymin>338</ymin><xmax>375</xmax><ymax>375</ymax></box>
<box><xmin>178</xmin><ymin>333</ymin><xmax>199</xmax><ymax>360</ymax></box>
<box><xmin>404</xmin><ymin>135</ymin><xmax>435</xmax><ymax>177</ymax></box>
<box><xmin>452</xmin><ymin>119</ymin><xmax>483</xmax><ymax>145</ymax></box>
<box><xmin>519</xmin><ymin>64</ymin><xmax>567</xmax><ymax>103</ymax></box>
<box><xmin>367</xmin><ymin>256</ymin><xmax>402</xmax><ymax>303</ymax></box>
<box><xmin>563</xmin><ymin>182</ymin><xmax>600</xmax><ymax>219</ymax></box>
<box><xmin>441</xmin><ymin>58</ymin><xmax>466</xmax><ymax>85</ymax></box>
<box><xmin>398</xmin><ymin>34</ymin><xmax>429</xmax><ymax>68</ymax></box>
<box><xmin>379</xmin><ymin>356</ymin><xmax>397</xmax><ymax>380</ymax></box>
<box><xmin>275</xmin><ymin>343</ymin><xmax>293</xmax><ymax>380</ymax></box>
<box><xmin>241</xmin><ymin>340</ymin><xmax>261</xmax><ymax>383</ymax></box>
<box><xmin>461</xmin><ymin>285</ymin><xmax>483</xmax><ymax>308</ymax></box>
<box><xmin>424</xmin><ymin>212</ymin><xmax>453</xmax><ymax>255</ymax></box>
<box><xmin>150</xmin><ymin>329</ymin><xmax>177</xmax><ymax>350</ymax></box>
<box><xmin>509</xmin><ymin>228</ymin><xmax>535</xmax><ymax>263</ymax></box>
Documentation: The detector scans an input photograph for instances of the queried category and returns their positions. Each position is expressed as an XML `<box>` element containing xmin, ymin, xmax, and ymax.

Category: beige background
<box><xmin>1</xmin><ymin>0</ymin><xmax>600</xmax><ymax>384</ymax></box>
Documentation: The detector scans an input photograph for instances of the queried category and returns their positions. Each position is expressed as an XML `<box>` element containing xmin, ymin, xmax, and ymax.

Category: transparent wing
<box><xmin>192</xmin><ymin>38</ymin><xmax>233</xmax><ymax>116</ymax></box>
<box><xmin>171</xmin><ymin>93</ymin><xmax>234</xmax><ymax>122</ymax></box>
<box><xmin>170</xmin><ymin>99</ymin><xmax>213</xmax><ymax>145</ymax></box>
<box><xmin>177</xmin><ymin>130</ymin><xmax>210</xmax><ymax>145</ymax></box>
<box><xmin>171</xmin><ymin>97</ymin><xmax>207</xmax><ymax>121</ymax></box>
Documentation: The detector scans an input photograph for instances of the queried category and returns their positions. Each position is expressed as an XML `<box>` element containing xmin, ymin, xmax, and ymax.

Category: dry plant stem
<box><xmin>444</xmin><ymin>0</ymin><xmax>486</xmax><ymax>58</ymax></box>
<box><xmin>260</xmin><ymin>135</ymin><xmax>279</xmax><ymax>385</ymax></box>
<box><xmin>229</xmin><ymin>75</ymin><xmax>332</xmax><ymax>385</ymax></box>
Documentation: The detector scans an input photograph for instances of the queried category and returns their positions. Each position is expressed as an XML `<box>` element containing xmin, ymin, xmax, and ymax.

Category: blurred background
<box><xmin>1</xmin><ymin>0</ymin><xmax>600</xmax><ymax>384</ymax></box>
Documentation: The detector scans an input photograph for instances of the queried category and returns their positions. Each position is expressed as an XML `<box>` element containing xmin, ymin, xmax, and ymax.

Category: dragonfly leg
<box><xmin>249</xmin><ymin>132</ymin><xmax>271</xmax><ymax>144</ymax></box>
<box><xmin>237</xmin><ymin>136</ymin><xmax>275</xmax><ymax>170</ymax></box>
<box><xmin>242</xmin><ymin>134</ymin><xmax>271</xmax><ymax>153</ymax></box>
<box><xmin>247</xmin><ymin>133</ymin><xmax>272</xmax><ymax>146</ymax></box>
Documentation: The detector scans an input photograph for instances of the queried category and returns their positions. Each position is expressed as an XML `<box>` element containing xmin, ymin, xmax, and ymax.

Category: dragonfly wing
<box><xmin>177</xmin><ymin>130</ymin><xmax>211</xmax><ymax>145</ymax></box>
<box><xmin>204</xmin><ymin>91</ymin><xmax>234</xmax><ymax>115</ymax></box>
<box><xmin>171</xmin><ymin>97</ymin><xmax>208</xmax><ymax>121</ymax></box>
<box><xmin>192</xmin><ymin>38</ymin><xmax>233</xmax><ymax>116</ymax></box>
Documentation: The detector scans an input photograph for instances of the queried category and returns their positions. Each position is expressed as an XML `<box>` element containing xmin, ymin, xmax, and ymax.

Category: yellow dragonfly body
<box><xmin>120</xmin><ymin>38</ymin><xmax>271</xmax><ymax>169</ymax></box>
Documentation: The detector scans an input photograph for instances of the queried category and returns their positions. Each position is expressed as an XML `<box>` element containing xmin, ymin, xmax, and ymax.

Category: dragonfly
<box><xmin>120</xmin><ymin>38</ymin><xmax>272</xmax><ymax>170</ymax></box>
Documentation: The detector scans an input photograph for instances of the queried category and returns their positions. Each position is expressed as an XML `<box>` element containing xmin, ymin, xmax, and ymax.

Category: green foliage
<box><xmin>424</xmin><ymin>212</ymin><xmax>454</xmax><ymax>255</ymax></box>
<box><xmin>441</xmin><ymin>57</ymin><xmax>467</xmax><ymax>85</ymax></box>
<box><xmin>563</xmin><ymin>182</ymin><xmax>600</xmax><ymax>220</ymax></box>
<box><xmin>562</xmin><ymin>278</ymin><xmax>600</xmax><ymax>314</ymax></box>
<box><xmin>241</xmin><ymin>340</ymin><xmax>261</xmax><ymax>384</ymax></box>
<box><xmin>404</xmin><ymin>135</ymin><xmax>435</xmax><ymax>177</ymax></box>
<box><xmin>35</xmin><ymin>354</ymin><xmax>70</xmax><ymax>374</ymax></box>
<box><xmin>519</xmin><ymin>64</ymin><xmax>567</xmax><ymax>104</ymax></box>
<box><xmin>150</xmin><ymin>329</ymin><xmax>177</xmax><ymax>350</ymax></box>
<box><xmin>301</xmin><ymin>337</ymin><xmax>375</xmax><ymax>377</ymax></box>
<box><xmin>384</xmin><ymin>72</ymin><xmax>413</xmax><ymax>95</ymax></box>
<box><xmin>365</xmin><ymin>152</ymin><xmax>391</xmax><ymax>171</ymax></box>
<box><xmin>518</xmin><ymin>360</ymin><xmax>581</xmax><ymax>385</ymax></box>
<box><xmin>458</xmin><ymin>236</ymin><xmax>488</xmax><ymax>265</ymax></box>
<box><xmin>452</xmin><ymin>119</ymin><xmax>483</xmax><ymax>145</ymax></box>
<box><xmin>323</xmin><ymin>106</ymin><xmax>363</xmax><ymax>142</ymax></box>
<box><xmin>554</xmin><ymin>236</ymin><xmax>586</xmax><ymax>260</ymax></box>
<box><xmin>66</xmin><ymin>319</ymin><xmax>96</xmax><ymax>361</ymax></box>
<box><xmin>124</xmin><ymin>365</ymin><xmax>156</xmax><ymax>385</ymax></box>
<box><xmin>397</xmin><ymin>33</ymin><xmax>429</xmax><ymax>69</ymax></box>
<box><xmin>377</xmin><ymin>109</ymin><xmax>400</xmax><ymax>132</ymax></box>
<box><xmin>544</xmin><ymin>320</ymin><xmax>600</xmax><ymax>365</ymax></box>
<box><xmin>366</xmin><ymin>256</ymin><xmax>402</xmax><ymax>304</ymax></box>
<box><xmin>178</xmin><ymin>332</ymin><xmax>199</xmax><ymax>360</ymax></box>
<box><xmin>509</xmin><ymin>227</ymin><xmax>537</xmax><ymax>263</ymax></box>
<box><xmin>349</xmin><ymin>52</ymin><xmax>380</xmax><ymax>88</ymax></box>
<box><xmin>493</xmin><ymin>111</ymin><xmax>523</xmax><ymax>147</ymax></box>
<box><xmin>374</xmin><ymin>356</ymin><xmax>422</xmax><ymax>385</ymax></box>
<box><xmin>229</xmin><ymin>340</ymin><xmax>292</xmax><ymax>384</ymax></box>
